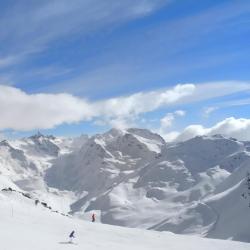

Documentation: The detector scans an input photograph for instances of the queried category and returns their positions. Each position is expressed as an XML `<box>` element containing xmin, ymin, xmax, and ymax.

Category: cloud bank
<box><xmin>0</xmin><ymin>81</ymin><xmax>250</xmax><ymax>132</ymax></box>
<box><xmin>0</xmin><ymin>84</ymin><xmax>194</xmax><ymax>131</ymax></box>
<box><xmin>0</xmin><ymin>85</ymin><xmax>93</xmax><ymax>130</ymax></box>
<box><xmin>164</xmin><ymin>117</ymin><xmax>250</xmax><ymax>142</ymax></box>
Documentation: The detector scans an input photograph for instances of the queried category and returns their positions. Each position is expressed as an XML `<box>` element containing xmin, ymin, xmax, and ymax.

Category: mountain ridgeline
<box><xmin>0</xmin><ymin>129</ymin><xmax>250</xmax><ymax>242</ymax></box>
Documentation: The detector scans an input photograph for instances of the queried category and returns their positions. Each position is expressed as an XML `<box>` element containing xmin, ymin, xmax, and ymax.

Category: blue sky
<box><xmin>0</xmin><ymin>0</ymin><xmax>250</xmax><ymax>141</ymax></box>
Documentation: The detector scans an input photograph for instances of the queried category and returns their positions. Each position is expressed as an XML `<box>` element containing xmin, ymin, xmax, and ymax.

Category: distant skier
<box><xmin>69</xmin><ymin>230</ymin><xmax>75</xmax><ymax>243</ymax></box>
<box><xmin>92</xmin><ymin>213</ymin><xmax>96</xmax><ymax>222</ymax></box>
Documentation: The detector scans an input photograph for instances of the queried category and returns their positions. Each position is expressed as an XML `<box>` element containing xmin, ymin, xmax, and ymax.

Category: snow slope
<box><xmin>0</xmin><ymin>190</ymin><xmax>249</xmax><ymax>250</ymax></box>
<box><xmin>204</xmin><ymin>156</ymin><xmax>250</xmax><ymax>242</ymax></box>
<box><xmin>1</xmin><ymin>129</ymin><xmax>250</xmax><ymax>243</ymax></box>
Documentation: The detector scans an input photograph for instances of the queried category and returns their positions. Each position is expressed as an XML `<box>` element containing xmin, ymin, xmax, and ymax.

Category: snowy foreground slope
<box><xmin>1</xmin><ymin>129</ymin><xmax>250</xmax><ymax>243</ymax></box>
<box><xmin>0</xmin><ymin>191</ymin><xmax>249</xmax><ymax>250</ymax></box>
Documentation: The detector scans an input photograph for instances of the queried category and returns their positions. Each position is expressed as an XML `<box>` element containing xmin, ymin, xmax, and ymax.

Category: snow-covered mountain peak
<box><xmin>15</xmin><ymin>134</ymin><xmax>60</xmax><ymax>158</ymax></box>
<box><xmin>28</xmin><ymin>132</ymin><xmax>56</xmax><ymax>143</ymax></box>
<box><xmin>27</xmin><ymin>131</ymin><xmax>55</xmax><ymax>141</ymax></box>
<box><xmin>127</xmin><ymin>128</ymin><xmax>165</xmax><ymax>143</ymax></box>
<box><xmin>0</xmin><ymin>139</ymin><xmax>26</xmax><ymax>160</ymax></box>
<box><xmin>45</xmin><ymin>128</ymin><xmax>164</xmax><ymax>194</ymax></box>
<box><xmin>164</xmin><ymin>134</ymin><xmax>245</xmax><ymax>173</ymax></box>
<box><xmin>93</xmin><ymin>127</ymin><xmax>166</xmax><ymax>154</ymax></box>
<box><xmin>91</xmin><ymin>128</ymin><xmax>123</xmax><ymax>147</ymax></box>
<box><xmin>104</xmin><ymin>128</ymin><xmax>126</xmax><ymax>137</ymax></box>
<box><xmin>30</xmin><ymin>131</ymin><xmax>44</xmax><ymax>138</ymax></box>
<box><xmin>0</xmin><ymin>139</ymin><xmax>10</xmax><ymax>147</ymax></box>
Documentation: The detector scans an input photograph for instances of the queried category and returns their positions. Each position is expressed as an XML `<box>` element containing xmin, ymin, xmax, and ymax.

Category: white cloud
<box><xmin>94</xmin><ymin>86</ymin><xmax>192</xmax><ymax>129</ymax></box>
<box><xmin>94</xmin><ymin>116</ymin><xmax>137</xmax><ymax>130</ymax></box>
<box><xmin>203</xmin><ymin>106</ymin><xmax>218</xmax><ymax>117</ymax></box>
<box><xmin>159</xmin><ymin>109</ymin><xmax>186</xmax><ymax>134</ymax></box>
<box><xmin>154</xmin><ymin>110</ymin><xmax>185</xmax><ymax>143</ymax></box>
<box><xmin>203</xmin><ymin>98</ymin><xmax>250</xmax><ymax>118</ymax></box>
<box><xmin>174</xmin><ymin>110</ymin><xmax>186</xmax><ymax>117</ymax></box>
<box><xmin>0</xmin><ymin>84</ymin><xmax>194</xmax><ymax>131</ymax></box>
<box><xmin>1</xmin><ymin>81</ymin><xmax>250</xmax><ymax>132</ymax></box>
<box><xmin>160</xmin><ymin>113</ymin><xmax>175</xmax><ymax>128</ymax></box>
<box><xmin>95</xmin><ymin>84</ymin><xmax>194</xmax><ymax>118</ymax></box>
<box><xmin>109</xmin><ymin>117</ymin><xmax>136</xmax><ymax>130</ymax></box>
<box><xmin>0</xmin><ymin>85</ymin><xmax>93</xmax><ymax>131</ymax></box>
<box><xmin>164</xmin><ymin>117</ymin><xmax>250</xmax><ymax>142</ymax></box>
<box><xmin>161</xmin><ymin>131</ymin><xmax>180</xmax><ymax>142</ymax></box>
<box><xmin>174</xmin><ymin>81</ymin><xmax>250</xmax><ymax>105</ymax></box>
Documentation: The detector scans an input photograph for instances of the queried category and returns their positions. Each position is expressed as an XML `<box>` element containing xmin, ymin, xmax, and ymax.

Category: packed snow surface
<box><xmin>0</xmin><ymin>191</ymin><xmax>249</xmax><ymax>250</ymax></box>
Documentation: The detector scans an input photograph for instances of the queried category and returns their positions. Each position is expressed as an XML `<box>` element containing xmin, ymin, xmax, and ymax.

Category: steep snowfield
<box><xmin>0</xmin><ymin>190</ymin><xmax>249</xmax><ymax>250</ymax></box>
<box><xmin>1</xmin><ymin>129</ymin><xmax>250</xmax><ymax>243</ymax></box>
<box><xmin>164</xmin><ymin>135</ymin><xmax>244</xmax><ymax>173</ymax></box>
<box><xmin>204</xmin><ymin>156</ymin><xmax>250</xmax><ymax>241</ymax></box>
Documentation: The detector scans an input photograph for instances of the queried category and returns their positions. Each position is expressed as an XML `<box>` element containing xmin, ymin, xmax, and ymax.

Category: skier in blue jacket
<box><xmin>69</xmin><ymin>230</ymin><xmax>75</xmax><ymax>243</ymax></box>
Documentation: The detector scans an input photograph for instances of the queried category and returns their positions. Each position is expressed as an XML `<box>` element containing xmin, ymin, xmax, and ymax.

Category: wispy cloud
<box><xmin>0</xmin><ymin>53</ymin><xmax>31</xmax><ymax>69</ymax></box>
<box><xmin>34</xmin><ymin>0</ymin><xmax>250</xmax><ymax>96</ymax></box>
<box><xmin>175</xmin><ymin>81</ymin><xmax>250</xmax><ymax>105</ymax></box>
<box><xmin>204</xmin><ymin>98</ymin><xmax>250</xmax><ymax>118</ymax></box>
<box><xmin>0</xmin><ymin>0</ymin><xmax>168</xmax><ymax>66</ymax></box>
<box><xmin>203</xmin><ymin>106</ymin><xmax>219</xmax><ymax>118</ymax></box>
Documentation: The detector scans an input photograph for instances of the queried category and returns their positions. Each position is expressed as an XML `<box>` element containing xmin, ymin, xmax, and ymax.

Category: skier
<box><xmin>92</xmin><ymin>213</ymin><xmax>96</xmax><ymax>222</ymax></box>
<box><xmin>69</xmin><ymin>230</ymin><xmax>75</xmax><ymax>243</ymax></box>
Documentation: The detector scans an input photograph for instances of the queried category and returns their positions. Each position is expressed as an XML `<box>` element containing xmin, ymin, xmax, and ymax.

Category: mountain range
<box><xmin>1</xmin><ymin>128</ymin><xmax>250</xmax><ymax>242</ymax></box>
